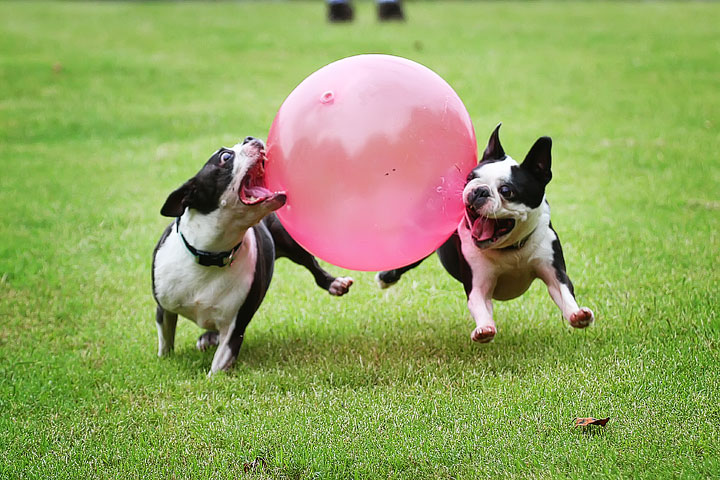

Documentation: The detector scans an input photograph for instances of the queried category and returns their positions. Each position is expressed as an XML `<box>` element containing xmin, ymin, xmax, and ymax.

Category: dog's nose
<box><xmin>468</xmin><ymin>186</ymin><xmax>491</xmax><ymax>208</ymax></box>
<box><xmin>242</xmin><ymin>136</ymin><xmax>256</xmax><ymax>145</ymax></box>
<box><xmin>471</xmin><ymin>186</ymin><xmax>491</xmax><ymax>200</ymax></box>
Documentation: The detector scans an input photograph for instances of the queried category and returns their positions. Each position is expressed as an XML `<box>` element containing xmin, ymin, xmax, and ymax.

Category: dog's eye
<box><xmin>466</xmin><ymin>173</ymin><xmax>475</xmax><ymax>182</ymax></box>
<box><xmin>218</xmin><ymin>151</ymin><xmax>234</xmax><ymax>166</ymax></box>
<box><xmin>499</xmin><ymin>185</ymin><xmax>514</xmax><ymax>198</ymax></box>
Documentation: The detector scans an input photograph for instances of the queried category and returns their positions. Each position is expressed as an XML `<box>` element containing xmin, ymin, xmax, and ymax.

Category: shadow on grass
<box><xmin>163</xmin><ymin>318</ymin><xmax>607</xmax><ymax>387</ymax></box>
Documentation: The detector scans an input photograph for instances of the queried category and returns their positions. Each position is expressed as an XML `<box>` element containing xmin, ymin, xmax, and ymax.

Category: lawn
<box><xmin>1</xmin><ymin>1</ymin><xmax>719</xmax><ymax>478</ymax></box>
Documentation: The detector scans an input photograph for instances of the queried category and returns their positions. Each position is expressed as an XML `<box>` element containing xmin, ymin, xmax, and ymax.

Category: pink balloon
<box><xmin>266</xmin><ymin>54</ymin><xmax>477</xmax><ymax>271</ymax></box>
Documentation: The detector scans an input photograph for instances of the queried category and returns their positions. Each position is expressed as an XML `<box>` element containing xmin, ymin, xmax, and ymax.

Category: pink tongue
<box><xmin>243</xmin><ymin>185</ymin><xmax>273</xmax><ymax>199</ymax></box>
<box><xmin>472</xmin><ymin>217</ymin><xmax>496</xmax><ymax>242</ymax></box>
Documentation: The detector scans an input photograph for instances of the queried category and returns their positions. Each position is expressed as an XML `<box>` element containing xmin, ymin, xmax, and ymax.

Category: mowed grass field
<box><xmin>1</xmin><ymin>1</ymin><xmax>719</xmax><ymax>478</ymax></box>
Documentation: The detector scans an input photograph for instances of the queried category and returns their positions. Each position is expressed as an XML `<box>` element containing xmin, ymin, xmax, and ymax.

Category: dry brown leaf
<box><xmin>574</xmin><ymin>417</ymin><xmax>610</xmax><ymax>427</ymax></box>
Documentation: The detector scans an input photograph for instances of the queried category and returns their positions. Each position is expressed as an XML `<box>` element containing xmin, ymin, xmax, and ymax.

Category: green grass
<box><xmin>1</xmin><ymin>1</ymin><xmax>719</xmax><ymax>478</ymax></box>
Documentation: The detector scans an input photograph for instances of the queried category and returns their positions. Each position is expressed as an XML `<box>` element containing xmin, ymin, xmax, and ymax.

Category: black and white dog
<box><xmin>152</xmin><ymin>137</ymin><xmax>353</xmax><ymax>375</ymax></box>
<box><xmin>377</xmin><ymin>125</ymin><xmax>594</xmax><ymax>342</ymax></box>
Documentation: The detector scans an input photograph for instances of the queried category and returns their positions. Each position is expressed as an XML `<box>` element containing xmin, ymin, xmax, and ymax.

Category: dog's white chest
<box><xmin>458</xmin><ymin>215</ymin><xmax>555</xmax><ymax>301</ymax></box>
<box><xmin>153</xmin><ymin>228</ymin><xmax>257</xmax><ymax>331</ymax></box>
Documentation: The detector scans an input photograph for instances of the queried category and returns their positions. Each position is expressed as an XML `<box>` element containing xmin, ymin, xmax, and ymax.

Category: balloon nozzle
<box><xmin>320</xmin><ymin>91</ymin><xmax>335</xmax><ymax>104</ymax></box>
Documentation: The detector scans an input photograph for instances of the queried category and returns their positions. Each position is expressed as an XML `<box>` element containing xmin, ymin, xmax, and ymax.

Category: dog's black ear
<box><xmin>480</xmin><ymin>123</ymin><xmax>505</xmax><ymax>162</ymax></box>
<box><xmin>160</xmin><ymin>179</ymin><xmax>195</xmax><ymax>217</ymax></box>
<box><xmin>521</xmin><ymin>136</ymin><xmax>552</xmax><ymax>185</ymax></box>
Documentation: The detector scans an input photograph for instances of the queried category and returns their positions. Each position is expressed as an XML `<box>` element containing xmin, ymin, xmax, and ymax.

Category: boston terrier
<box><xmin>152</xmin><ymin>137</ymin><xmax>353</xmax><ymax>375</ymax></box>
<box><xmin>377</xmin><ymin>124</ymin><xmax>594</xmax><ymax>343</ymax></box>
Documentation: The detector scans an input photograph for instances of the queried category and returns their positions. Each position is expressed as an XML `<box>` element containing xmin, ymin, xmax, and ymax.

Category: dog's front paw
<box><xmin>569</xmin><ymin>308</ymin><xmax>594</xmax><ymax>328</ymax></box>
<box><xmin>329</xmin><ymin>277</ymin><xmax>354</xmax><ymax>296</ymax></box>
<box><xmin>157</xmin><ymin>347</ymin><xmax>173</xmax><ymax>357</ymax></box>
<box><xmin>196</xmin><ymin>331</ymin><xmax>219</xmax><ymax>351</ymax></box>
<box><xmin>471</xmin><ymin>325</ymin><xmax>497</xmax><ymax>343</ymax></box>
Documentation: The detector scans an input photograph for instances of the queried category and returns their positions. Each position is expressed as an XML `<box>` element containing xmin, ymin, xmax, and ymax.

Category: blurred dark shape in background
<box><xmin>327</xmin><ymin>0</ymin><xmax>405</xmax><ymax>23</ymax></box>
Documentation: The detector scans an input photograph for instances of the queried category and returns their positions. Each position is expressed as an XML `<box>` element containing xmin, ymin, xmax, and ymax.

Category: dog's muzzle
<box><xmin>466</xmin><ymin>186</ymin><xmax>491</xmax><ymax>211</ymax></box>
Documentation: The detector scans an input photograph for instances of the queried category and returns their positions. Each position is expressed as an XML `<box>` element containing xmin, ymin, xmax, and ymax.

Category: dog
<box><xmin>377</xmin><ymin>124</ymin><xmax>594</xmax><ymax>342</ymax></box>
<box><xmin>152</xmin><ymin>137</ymin><xmax>353</xmax><ymax>375</ymax></box>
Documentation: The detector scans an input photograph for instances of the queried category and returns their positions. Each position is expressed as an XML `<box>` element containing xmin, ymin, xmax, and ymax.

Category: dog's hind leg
<box><xmin>264</xmin><ymin>214</ymin><xmax>353</xmax><ymax>296</ymax></box>
<box><xmin>196</xmin><ymin>331</ymin><xmax>219</xmax><ymax>351</ymax></box>
<box><xmin>378</xmin><ymin>232</ymin><xmax>467</xmax><ymax>290</ymax></box>
<box><xmin>156</xmin><ymin>305</ymin><xmax>178</xmax><ymax>356</ymax></box>
<box><xmin>375</xmin><ymin>259</ymin><xmax>426</xmax><ymax>289</ymax></box>
<box><xmin>282</xmin><ymin>246</ymin><xmax>353</xmax><ymax>295</ymax></box>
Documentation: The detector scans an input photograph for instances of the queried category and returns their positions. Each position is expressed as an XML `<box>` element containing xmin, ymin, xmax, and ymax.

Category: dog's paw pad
<box><xmin>471</xmin><ymin>325</ymin><xmax>497</xmax><ymax>343</ymax></box>
<box><xmin>196</xmin><ymin>331</ymin><xmax>219</xmax><ymax>351</ymax></box>
<box><xmin>569</xmin><ymin>308</ymin><xmax>594</xmax><ymax>328</ymax></box>
<box><xmin>329</xmin><ymin>277</ymin><xmax>354</xmax><ymax>296</ymax></box>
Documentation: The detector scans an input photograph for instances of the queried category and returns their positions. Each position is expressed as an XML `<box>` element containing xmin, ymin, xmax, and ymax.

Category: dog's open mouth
<box><xmin>465</xmin><ymin>208</ymin><xmax>515</xmax><ymax>248</ymax></box>
<box><xmin>239</xmin><ymin>153</ymin><xmax>277</xmax><ymax>206</ymax></box>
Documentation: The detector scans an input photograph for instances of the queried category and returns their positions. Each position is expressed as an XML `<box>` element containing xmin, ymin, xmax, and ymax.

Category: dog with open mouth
<box><xmin>377</xmin><ymin>124</ymin><xmax>594</xmax><ymax>342</ymax></box>
<box><xmin>152</xmin><ymin>137</ymin><xmax>353</xmax><ymax>375</ymax></box>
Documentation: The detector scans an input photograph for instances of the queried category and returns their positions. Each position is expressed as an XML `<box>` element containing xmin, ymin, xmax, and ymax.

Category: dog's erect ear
<box><xmin>160</xmin><ymin>179</ymin><xmax>195</xmax><ymax>217</ymax></box>
<box><xmin>521</xmin><ymin>137</ymin><xmax>552</xmax><ymax>185</ymax></box>
<box><xmin>480</xmin><ymin>123</ymin><xmax>505</xmax><ymax>162</ymax></box>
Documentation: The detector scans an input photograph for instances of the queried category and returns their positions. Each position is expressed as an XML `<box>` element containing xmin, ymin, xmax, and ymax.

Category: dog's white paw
<box><xmin>157</xmin><ymin>347</ymin><xmax>172</xmax><ymax>357</ymax></box>
<box><xmin>329</xmin><ymin>277</ymin><xmax>354</xmax><ymax>296</ymax></box>
<box><xmin>375</xmin><ymin>272</ymin><xmax>396</xmax><ymax>290</ymax></box>
<box><xmin>569</xmin><ymin>308</ymin><xmax>594</xmax><ymax>328</ymax></box>
<box><xmin>471</xmin><ymin>325</ymin><xmax>497</xmax><ymax>343</ymax></box>
<box><xmin>196</xmin><ymin>331</ymin><xmax>219</xmax><ymax>351</ymax></box>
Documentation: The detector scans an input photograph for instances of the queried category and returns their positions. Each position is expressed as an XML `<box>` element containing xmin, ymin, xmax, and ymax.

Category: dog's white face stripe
<box><xmin>464</xmin><ymin>156</ymin><xmax>543</xmax><ymax>222</ymax></box>
<box><xmin>463</xmin><ymin>158</ymin><xmax>517</xmax><ymax>217</ymax></box>
<box><xmin>462</xmin><ymin>156</ymin><xmax>547</xmax><ymax>249</ymax></box>
<box><xmin>222</xmin><ymin>142</ymin><xmax>260</xmax><ymax>206</ymax></box>
<box><xmin>180</xmin><ymin>141</ymin><xmax>279</xmax><ymax>252</ymax></box>
<box><xmin>229</xmin><ymin>142</ymin><xmax>249</xmax><ymax>178</ymax></box>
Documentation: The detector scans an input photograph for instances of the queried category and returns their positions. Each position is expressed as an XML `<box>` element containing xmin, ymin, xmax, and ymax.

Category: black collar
<box><xmin>499</xmin><ymin>228</ymin><xmax>536</xmax><ymax>251</ymax></box>
<box><xmin>175</xmin><ymin>218</ymin><xmax>243</xmax><ymax>267</ymax></box>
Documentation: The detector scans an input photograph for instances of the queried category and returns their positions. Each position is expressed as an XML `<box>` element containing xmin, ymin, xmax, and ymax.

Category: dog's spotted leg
<box><xmin>156</xmin><ymin>306</ymin><xmax>178</xmax><ymax>356</ymax></box>
<box><xmin>537</xmin><ymin>233</ymin><xmax>594</xmax><ymax>329</ymax></box>
<box><xmin>209</xmin><ymin>344</ymin><xmax>234</xmax><ymax>375</ymax></box>
<box><xmin>456</xmin><ymin>233</ymin><xmax>498</xmax><ymax>343</ymax></box>
<box><xmin>537</xmin><ymin>264</ymin><xmax>594</xmax><ymax>329</ymax></box>
<box><xmin>467</xmin><ymin>288</ymin><xmax>497</xmax><ymax>342</ymax></box>
<box><xmin>196</xmin><ymin>331</ymin><xmax>219</xmax><ymax>351</ymax></box>
<box><xmin>209</xmin><ymin>329</ymin><xmax>236</xmax><ymax>376</ymax></box>
<box><xmin>206</xmin><ymin>222</ymin><xmax>274</xmax><ymax>377</ymax></box>
<box><xmin>208</xmin><ymin>323</ymin><xmax>250</xmax><ymax>377</ymax></box>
